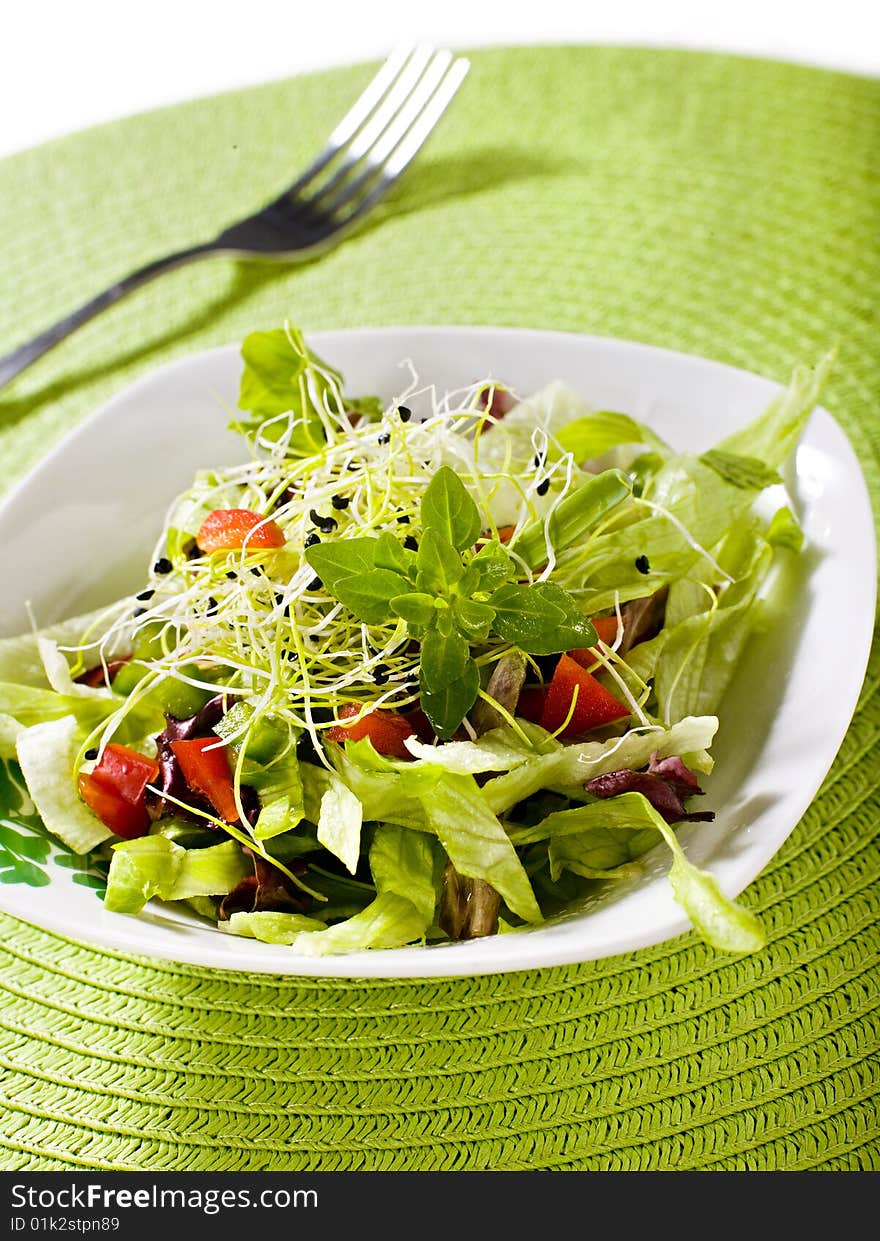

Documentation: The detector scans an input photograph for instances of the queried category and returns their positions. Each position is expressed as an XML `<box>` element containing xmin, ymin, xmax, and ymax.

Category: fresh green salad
<box><xmin>0</xmin><ymin>328</ymin><xmax>833</xmax><ymax>955</ymax></box>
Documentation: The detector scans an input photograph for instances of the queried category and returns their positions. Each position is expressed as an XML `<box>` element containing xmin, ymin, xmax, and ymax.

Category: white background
<box><xmin>1</xmin><ymin>0</ymin><xmax>878</xmax><ymax>160</ymax></box>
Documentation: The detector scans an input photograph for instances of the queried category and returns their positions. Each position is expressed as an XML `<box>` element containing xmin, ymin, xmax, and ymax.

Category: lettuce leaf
<box><xmin>15</xmin><ymin>716</ymin><xmax>113</xmax><ymax>853</ymax></box>
<box><xmin>714</xmin><ymin>350</ymin><xmax>835</xmax><ymax>469</ymax></box>
<box><xmin>269</xmin><ymin>824</ymin><xmax>438</xmax><ymax>955</ymax></box>
<box><xmin>481</xmin><ymin>716</ymin><xmax>718</xmax><ymax>815</ymax></box>
<box><xmin>104</xmin><ymin>836</ymin><xmax>251</xmax><ymax>914</ymax></box>
<box><xmin>529</xmin><ymin>790</ymin><xmax>764</xmax><ymax>953</ymax></box>
<box><xmin>221</xmin><ymin>911</ymin><xmax>328</xmax><ymax>944</ymax></box>
<box><xmin>407</xmin><ymin>767</ymin><xmax>541</xmax><ymax>923</ymax></box>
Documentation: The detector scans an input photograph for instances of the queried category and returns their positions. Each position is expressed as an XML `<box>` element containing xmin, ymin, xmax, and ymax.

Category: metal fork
<box><xmin>0</xmin><ymin>45</ymin><xmax>469</xmax><ymax>390</ymax></box>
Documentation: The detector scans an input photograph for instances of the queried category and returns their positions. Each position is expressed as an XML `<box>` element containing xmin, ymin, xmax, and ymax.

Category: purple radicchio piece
<box><xmin>585</xmin><ymin>751</ymin><xmax>715</xmax><ymax>825</ymax></box>
<box><xmin>219</xmin><ymin>853</ymin><xmax>312</xmax><ymax>921</ymax></box>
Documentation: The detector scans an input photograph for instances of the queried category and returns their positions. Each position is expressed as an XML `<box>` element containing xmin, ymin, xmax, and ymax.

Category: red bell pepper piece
<box><xmin>326</xmin><ymin>704</ymin><xmax>415</xmax><ymax>760</ymax></box>
<box><xmin>197</xmin><ymin>508</ymin><xmax>286</xmax><ymax>553</ymax></box>
<box><xmin>569</xmin><ymin>615</ymin><xmax>622</xmax><ymax>670</ymax></box>
<box><xmin>539</xmin><ymin>653</ymin><xmax>630</xmax><ymax>737</ymax></box>
<box><xmin>77</xmin><ymin>743</ymin><xmax>159</xmax><ymax>839</ymax></box>
<box><xmin>170</xmin><ymin>736</ymin><xmax>240</xmax><ymax>822</ymax></box>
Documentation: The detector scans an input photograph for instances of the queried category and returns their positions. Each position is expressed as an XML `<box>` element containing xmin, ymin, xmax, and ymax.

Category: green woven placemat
<box><xmin>1</xmin><ymin>46</ymin><xmax>878</xmax><ymax>1171</ymax></box>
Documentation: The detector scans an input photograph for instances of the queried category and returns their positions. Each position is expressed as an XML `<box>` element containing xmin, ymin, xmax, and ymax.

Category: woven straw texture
<box><xmin>0</xmin><ymin>47</ymin><xmax>878</xmax><ymax>1171</ymax></box>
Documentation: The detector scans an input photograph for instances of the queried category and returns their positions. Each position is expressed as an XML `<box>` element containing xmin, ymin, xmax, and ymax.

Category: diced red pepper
<box><xmin>569</xmin><ymin>615</ymin><xmax>622</xmax><ymax>671</ymax></box>
<box><xmin>539</xmin><ymin>653</ymin><xmax>630</xmax><ymax>738</ymax></box>
<box><xmin>77</xmin><ymin>743</ymin><xmax>159</xmax><ymax>839</ymax></box>
<box><xmin>197</xmin><ymin>509</ymin><xmax>286</xmax><ymax>554</ymax></box>
<box><xmin>326</xmin><ymin>704</ymin><xmax>415</xmax><ymax>760</ymax></box>
<box><xmin>171</xmin><ymin>735</ymin><xmax>240</xmax><ymax>822</ymax></box>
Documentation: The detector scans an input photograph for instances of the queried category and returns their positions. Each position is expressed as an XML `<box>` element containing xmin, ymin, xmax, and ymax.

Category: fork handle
<box><xmin>0</xmin><ymin>242</ymin><xmax>217</xmax><ymax>390</ymax></box>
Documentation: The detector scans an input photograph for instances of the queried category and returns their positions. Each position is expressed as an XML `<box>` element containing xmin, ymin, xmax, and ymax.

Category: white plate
<box><xmin>0</xmin><ymin>328</ymin><xmax>874</xmax><ymax>976</ymax></box>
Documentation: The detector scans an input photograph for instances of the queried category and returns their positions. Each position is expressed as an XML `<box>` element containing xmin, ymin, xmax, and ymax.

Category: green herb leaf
<box><xmin>471</xmin><ymin>540</ymin><xmax>517</xmax><ymax>589</ymax></box>
<box><xmin>488</xmin><ymin>582</ymin><xmax>595</xmax><ymax>655</ymax></box>
<box><xmin>489</xmin><ymin>584</ymin><xmax>566</xmax><ymax>642</ymax></box>
<box><xmin>304</xmin><ymin>537</ymin><xmax>379</xmax><ymax>591</ymax></box>
<box><xmin>416</xmin><ymin>529</ymin><xmax>465</xmax><ymax>594</ymax></box>
<box><xmin>419</xmin><ymin>631</ymin><xmax>480</xmax><ymax>739</ymax></box>
<box><xmin>330</xmin><ymin>570</ymin><xmax>412</xmax><ymax>625</ymax></box>
<box><xmin>699</xmin><ymin>450</ymin><xmax>782</xmax><ymax>491</ymax></box>
<box><xmin>390</xmin><ymin>593</ymin><xmax>437</xmax><ymax>627</ymax></box>
<box><xmin>374</xmin><ymin>531</ymin><xmax>417</xmax><ymax>577</ymax></box>
<box><xmin>454</xmin><ymin>598</ymin><xmax>496</xmax><ymax>640</ymax></box>
<box><xmin>421</xmin><ymin>467</ymin><xmax>482</xmax><ymax>552</ymax></box>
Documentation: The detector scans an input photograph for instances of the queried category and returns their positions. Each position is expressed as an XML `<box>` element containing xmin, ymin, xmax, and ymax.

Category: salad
<box><xmin>0</xmin><ymin>327</ymin><xmax>833</xmax><ymax>956</ymax></box>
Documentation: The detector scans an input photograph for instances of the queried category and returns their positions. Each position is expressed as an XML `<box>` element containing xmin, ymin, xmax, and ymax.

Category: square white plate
<box><xmin>0</xmin><ymin>328</ymin><xmax>874</xmax><ymax>976</ymax></box>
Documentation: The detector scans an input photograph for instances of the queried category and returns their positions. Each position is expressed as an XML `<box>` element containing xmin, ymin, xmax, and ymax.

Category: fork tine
<box><xmin>296</xmin><ymin>45</ymin><xmax>443</xmax><ymax>206</ymax></box>
<box><xmin>319</xmin><ymin>57</ymin><xmax>470</xmax><ymax>225</ymax></box>
<box><xmin>283</xmin><ymin>43</ymin><xmax>422</xmax><ymax>199</ymax></box>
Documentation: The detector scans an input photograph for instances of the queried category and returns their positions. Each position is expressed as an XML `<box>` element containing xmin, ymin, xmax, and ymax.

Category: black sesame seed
<box><xmin>85</xmin><ymin>748</ymin><xmax>99</xmax><ymax>761</ymax></box>
<box><xmin>133</xmin><ymin>607</ymin><xmax>147</xmax><ymax>618</ymax></box>
<box><xmin>331</xmin><ymin>494</ymin><xmax>350</xmax><ymax>510</ymax></box>
<box><xmin>373</xmin><ymin>664</ymin><xmax>390</xmax><ymax>685</ymax></box>
<box><xmin>226</xmin><ymin>571</ymin><xmax>237</xmax><ymax>580</ymax></box>
<box><xmin>206</xmin><ymin>597</ymin><xmax>219</xmax><ymax>615</ymax></box>
<box><xmin>250</xmin><ymin>566</ymin><xmax>263</xmax><ymax>577</ymax></box>
<box><xmin>153</xmin><ymin>557</ymin><xmax>173</xmax><ymax>575</ymax></box>
<box><xmin>309</xmin><ymin>509</ymin><xmax>337</xmax><ymax>533</ymax></box>
<box><xmin>403</xmin><ymin>535</ymin><xmax>419</xmax><ymax>551</ymax></box>
<box><xmin>536</xmin><ymin>478</ymin><xmax>551</xmax><ymax>496</ymax></box>
<box><xmin>533</xmin><ymin>453</ymin><xmax>545</xmax><ymax>468</ymax></box>
<box><xmin>308</xmin><ymin>576</ymin><xmax>323</xmax><ymax>590</ymax></box>
<box><xmin>304</xmin><ymin>531</ymin><xmax>321</xmax><ymax>549</ymax></box>
<box><xmin>398</xmin><ymin>406</ymin><xmax>412</xmax><ymax>422</ymax></box>
<box><xmin>185</xmin><ymin>542</ymin><xmax>201</xmax><ymax>561</ymax></box>
<box><xmin>377</xmin><ymin>433</ymin><xmax>391</xmax><ymax>445</ymax></box>
<box><xmin>136</xmin><ymin>589</ymin><xmax>154</xmax><ymax>601</ymax></box>
<box><xmin>396</xmin><ymin>513</ymin><xmax>411</xmax><ymax>524</ymax></box>
<box><xmin>635</xmin><ymin>554</ymin><xmax>651</xmax><ymax>575</ymax></box>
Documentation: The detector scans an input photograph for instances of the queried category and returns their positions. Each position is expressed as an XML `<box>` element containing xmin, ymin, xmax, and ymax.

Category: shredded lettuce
<box><xmin>15</xmin><ymin>716</ymin><xmax>113</xmax><ymax>853</ymax></box>
<box><xmin>104</xmin><ymin>836</ymin><xmax>251</xmax><ymax>914</ymax></box>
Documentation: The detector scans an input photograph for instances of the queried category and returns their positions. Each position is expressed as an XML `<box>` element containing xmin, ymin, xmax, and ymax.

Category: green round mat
<box><xmin>1</xmin><ymin>46</ymin><xmax>878</xmax><ymax>1171</ymax></box>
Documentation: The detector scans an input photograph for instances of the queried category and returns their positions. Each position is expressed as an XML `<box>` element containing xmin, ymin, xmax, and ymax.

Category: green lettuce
<box><xmin>481</xmin><ymin>716</ymin><xmax>719</xmax><ymax>815</ymax></box>
<box><xmin>525</xmin><ymin>790</ymin><xmax>764</xmax><ymax>953</ymax></box>
<box><xmin>277</xmin><ymin>824</ymin><xmax>438</xmax><ymax>955</ymax></box>
<box><xmin>104</xmin><ymin>836</ymin><xmax>251</xmax><ymax>914</ymax></box>
<box><xmin>15</xmin><ymin>716</ymin><xmax>113</xmax><ymax>853</ymax></box>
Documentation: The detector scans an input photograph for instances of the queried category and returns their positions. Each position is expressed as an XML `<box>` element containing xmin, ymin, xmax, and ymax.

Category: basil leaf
<box><xmin>489</xmin><ymin>584</ymin><xmax>566</xmax><ymax>642</ymax></box>
<box><xmin>455</xmin><ymin>598</ymin><xmax>495</xmax><ymax>640</ymax></box>
<box><xmin>490</xmin><ymin>582</ymin><xmax>596</xmax><ymax>655</ymax></box>
<box><xmin>416</xmin><ymin>529</ymin><xmax>464</xmax><ymax>593</ymax></box>
<box><xmin>330</xmin><ymin>570</ymin><xmax>411</xmax><ymax>625</ymax></box>
<box><xmin>304</xmin><ymin>537</ymin><xmax>379</xmax><ymax>593</ymax></box>
<box><xmin>374</xmin><ymin>531</ymin><xmax>417</xmax><ymax>578</ymax></box>
<box><xmin>471</xmin><ymin>540</ymin><xmax>516</xmax><ymax>589</ymax></box>
<box><xmin>700</xmin><ymin>450</ymin><xmax>782</xmax><ymax>491</ymax></box>
<box><xmin>419</xmin><ymin>631</ymin><xmax>480</xmax><ymax>738</ymax></box>
<box><xmin>390</xmin><ymin>593</ymin><xmax>437</xmax><ymax>627</ymax></box>
<box><xmin>421</xmin><ymin>467</ymin><xmax>482</xmax><ymax>552</ymax></box>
